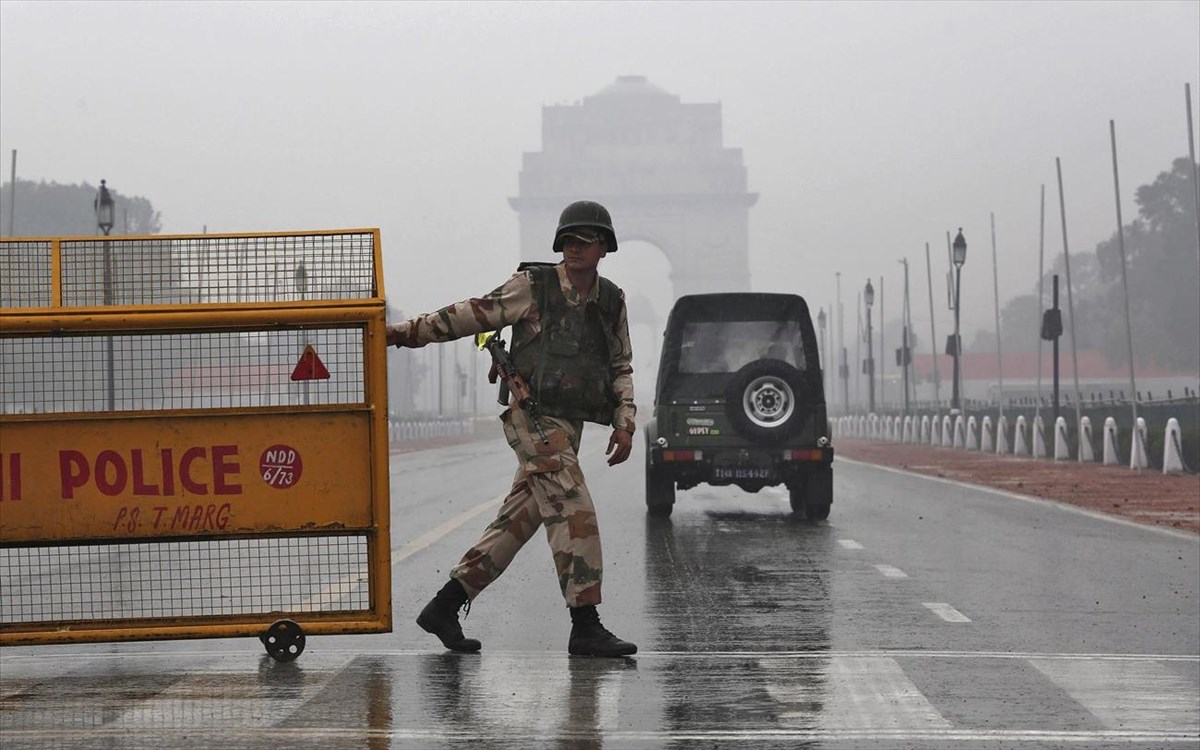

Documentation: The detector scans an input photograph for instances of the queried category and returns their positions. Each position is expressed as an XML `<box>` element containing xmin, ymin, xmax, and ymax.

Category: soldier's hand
<box><xmin>606</xmin><ymin>428</ymin><xmax>633</xmax><ymax>466</ymax></box>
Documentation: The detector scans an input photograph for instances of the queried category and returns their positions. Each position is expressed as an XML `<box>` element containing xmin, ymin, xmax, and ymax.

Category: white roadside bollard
<box><xmin>942</xmin><ymin>415</ymin><xmax>953</xmax><ymax>447</ymax></box>
<box><xmin>966</xmin><ymin>416</ymin><xmax>979</xmax><ymax>451</ymax></box>
<box><xmin>1163</xmin><ymin>418</ymin><xmax>1185</xmax><ymax>475</ymax></box>
<box><xmin>1054</xmin><ymin>416</ymin><xmax>1070</xmax><ymax>461</ymax></box>
<box><xmin>919</xmin><ymin>415</ymin><xmax>928</xmax><ymax>444</ymax></box>
<box><xmin>1014</xmin><ymin>415</ymin><xmax>1029</xmax><ymax>456</ymax></box>
<box><xmin>981</xmin><ymin>415</ymin><xmax>994</xmax><ymax>453</ymax></box>
<box><xmin>996</xmin><ymin>414</ymin><xmax>1011</xmax><ymax>455</ymax></box>
<box><xmin>953</xmin><ymin>415</ymin><xmax>966</xmax><ymax>449</ymax></box>
<box><xmin>1078</xmin><ymin>416</ymin><xmax>1094</xmax><ymax>462</ymax></box>
<box><xmin>902</xmin><ymin>416</ymin><xmax>912</xmax><ymax>443</ymax></box>
<box><xmin>1103</xmin><ymin>417</ymin><xmax>1120</xmax><ymax>465</ymax></box>
<box><xmin>1032</xmin><ymin>415</ymin><xmax>1047</xmax><ymax>459</ymax></box>
<box><xmin>1130</xmin><ymin>416</ymin><xmax>1148</xmax><ymax>470</ymax></box>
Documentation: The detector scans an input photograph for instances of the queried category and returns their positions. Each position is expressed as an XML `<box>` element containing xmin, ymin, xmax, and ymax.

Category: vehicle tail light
<box><xmin>662</xmin><ymin>450</ymin><xmax>703</xmax><ymax>461</ymax></box>
<box><xmin>784</xmin><ymin>449</ymin><xmax>824</xmax><ymax>461</ymax></box>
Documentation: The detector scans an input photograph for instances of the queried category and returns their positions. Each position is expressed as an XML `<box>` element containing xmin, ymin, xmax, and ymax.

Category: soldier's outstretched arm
<box><xmin>386</xmin><ymin>272</ymin><xmax>534</xmax><ymax>349</ymax></box>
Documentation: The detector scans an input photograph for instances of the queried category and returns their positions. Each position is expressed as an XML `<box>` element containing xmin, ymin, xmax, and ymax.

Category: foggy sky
<box><xmin>1</xmin><ymin>0</ymin><xmax>1197</xmax><ymax>353</ymax></box>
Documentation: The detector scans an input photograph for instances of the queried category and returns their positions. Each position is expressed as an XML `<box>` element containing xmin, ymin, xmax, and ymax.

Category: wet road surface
<box><xmin>2</xmin><ymin>430</ymin><xmax>1198</xmax><ymax>748</ymax></box>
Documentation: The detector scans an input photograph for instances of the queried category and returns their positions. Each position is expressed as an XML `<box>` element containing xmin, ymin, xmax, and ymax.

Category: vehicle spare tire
<box><xmin>724</xmin><ymin>359</ymin><xmax>809</xmax><ymax>445</ymax></box>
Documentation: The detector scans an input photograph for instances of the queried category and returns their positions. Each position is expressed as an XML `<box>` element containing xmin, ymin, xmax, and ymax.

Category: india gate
<box><xmin>509</xmin><ymin>75</ymin><xmax>757</xmax><ymax>299</ymax></box>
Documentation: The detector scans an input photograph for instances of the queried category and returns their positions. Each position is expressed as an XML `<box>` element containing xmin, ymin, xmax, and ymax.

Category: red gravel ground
<box><xmin>835</xmin><ymin>438</ymin><xmax>1200</xmax><ymax>535</ymax></box>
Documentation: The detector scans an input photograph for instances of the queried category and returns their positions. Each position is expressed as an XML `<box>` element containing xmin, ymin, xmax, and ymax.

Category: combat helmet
<box><xmin>553</xmin><ymin>200</ymin><xmax>618</xmax><ymax>253</ymax></box>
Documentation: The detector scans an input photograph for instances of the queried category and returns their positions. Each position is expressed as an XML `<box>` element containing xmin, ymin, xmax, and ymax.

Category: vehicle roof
<box><xmin>663</xmin><ymin>293</ymin><xmax>813</xmax><ymax>326</ymax></box>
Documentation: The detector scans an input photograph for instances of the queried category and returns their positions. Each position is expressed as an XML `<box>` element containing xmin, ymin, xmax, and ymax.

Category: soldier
<box><xmin>386</xmin><ymin>200</ymin><xmax>638</xmax><ymax>658</ymax></box>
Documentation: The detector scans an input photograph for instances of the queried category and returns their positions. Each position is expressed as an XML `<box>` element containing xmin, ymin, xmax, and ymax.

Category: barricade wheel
<box><xmin>261</xmin><ymin>619</ymin><xmax>306</xmax><ymax>661</ymax></box>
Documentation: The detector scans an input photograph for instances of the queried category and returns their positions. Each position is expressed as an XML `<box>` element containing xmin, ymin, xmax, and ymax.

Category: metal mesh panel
<box><xmin>57</xmin><ymin>232</ymin><xmax>375</xmax><ymax>307</ymax></box>
<box><xmin>0</xmin><ymin>535</ymin><xmax>369</xmax><ymax>623</ymax></box>
<box><xmin>1</xmin><ymin>326</ymin><xmax>364</xmax><ymax>415</ymax></box>
<box><xmin>0</xmin><ymin>240</ymin><xmax>52</xmax><ymax>308</ymax></box>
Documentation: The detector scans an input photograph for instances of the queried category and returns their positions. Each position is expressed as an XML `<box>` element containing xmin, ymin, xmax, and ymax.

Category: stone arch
<box><xmin>508</xmin><ymin>75</ymin><xmax>757</xmax><ymax>299</ymax></box>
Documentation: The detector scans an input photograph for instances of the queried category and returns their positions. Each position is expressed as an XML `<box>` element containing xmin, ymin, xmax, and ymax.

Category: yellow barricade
<box><xmin>0</xmin><ymin>230</ymin><xmax>391</xmax><ymax>659</ymax></box>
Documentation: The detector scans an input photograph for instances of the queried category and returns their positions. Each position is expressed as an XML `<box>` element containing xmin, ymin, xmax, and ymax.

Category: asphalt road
<box><xmin>2</xmin><ymin>428</ymin><xmax>1198</xmax><ymax>749</ymax></box>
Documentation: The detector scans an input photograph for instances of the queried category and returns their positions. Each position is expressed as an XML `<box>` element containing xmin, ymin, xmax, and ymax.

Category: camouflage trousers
<box><xmin>451</xmin><ymin>407</ymin><xmax>603</xmax><ymax>608</ymax></box>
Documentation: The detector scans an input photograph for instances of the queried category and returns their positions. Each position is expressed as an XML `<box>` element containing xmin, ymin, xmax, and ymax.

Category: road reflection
<box><xmin>562</xmin><ymin>658</ymin><xmax>638</xmax><ymax>750</ymax></box>
<box><xmin>276</xmin><ymin>654</ymin><xmax>392</xmax><ymax>750</ymax></box>
<box><xmin>411</xmin><ymin>651</ymin><xmax>636</xmax><ymax>749</ymax></box>
<box><xmin>644</xmin><ymin>506</ymin><xmax>834</xmax><ymax>744</ymax></box>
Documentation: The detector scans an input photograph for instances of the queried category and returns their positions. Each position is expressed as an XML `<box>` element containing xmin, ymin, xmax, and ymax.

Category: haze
<box><xmin>1</xmin><ymin>0</ymin><xmax>1197</xmax><ymax>348</ymax></box>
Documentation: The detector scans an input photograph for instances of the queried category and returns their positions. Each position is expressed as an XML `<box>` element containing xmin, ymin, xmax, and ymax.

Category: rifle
<box><xmin>475</xmin><ymin>331</ymin><xmax>550</xmax><ymax>444</ymax></box>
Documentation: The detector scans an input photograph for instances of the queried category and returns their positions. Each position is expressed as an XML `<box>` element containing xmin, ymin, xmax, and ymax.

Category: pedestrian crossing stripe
<box><xmin>2</xmin><ymin>650</ymin><xmax>1196</xmax><ymax>742</ymax></box>
<box><xmin>765</xmin><ymin>655</ymin><xmax>952</xmax><ymax>729</ymax></box>
<box><xmin>1028</xmin><ymin>658</ymin><xmax>1200</xmax><ymax>733</ymax></box>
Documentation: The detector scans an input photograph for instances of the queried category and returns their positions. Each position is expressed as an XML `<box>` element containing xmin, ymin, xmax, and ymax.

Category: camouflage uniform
<box><xmin>387</xmin><ymin>263</ymin><xmax>635</xmax><ymax>607</ymax></box>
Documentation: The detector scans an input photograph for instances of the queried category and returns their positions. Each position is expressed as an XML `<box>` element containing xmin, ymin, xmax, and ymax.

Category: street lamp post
<box><xmin>95</xmin><ymin>179</ymin><xmax>116</xmax><ymax>411</ymax></box>
<box><xmin>95</xmin><ymin>179</ymin><xmax>114</xmax><ymax>236</ymax></box>
<box><xmin>864</xmin><ymin>279</ymin><xmax>875</xmax><ymax>413</ymax></box>
<box><xmin>295</xmin><ymin>261</ymin><xmax>310</xmax><ymax>406</ymax></box>
<box><xmin>836</xmin><ymin>272</ymin><xmax>848</xmax><ymax>414</ymax></box>
<box><xmin>950</xmin><ymin>229</ymin><xmax>968</xmax><ymax>414</ymax></box>
<box><xmin>817</xmin><ymin>307</ymin><xmax>827</xmax><ymax>402</ymax></box>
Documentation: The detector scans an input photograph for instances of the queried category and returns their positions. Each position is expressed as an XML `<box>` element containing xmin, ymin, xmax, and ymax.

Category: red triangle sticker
<box><xmin>291</xmin><ymin>344</ymin><xmax>331</xmax><ymax>381</ymax></box>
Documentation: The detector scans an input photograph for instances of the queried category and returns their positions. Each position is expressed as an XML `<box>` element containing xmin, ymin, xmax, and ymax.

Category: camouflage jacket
<box><xmin>387</xmin><ymin>263</ymin><xmax>636</xmax><ymax>433</ymax></box>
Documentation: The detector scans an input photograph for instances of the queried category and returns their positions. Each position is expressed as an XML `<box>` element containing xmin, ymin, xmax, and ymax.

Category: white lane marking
<box><xmin>1029</xmin><ymin>658</ymin><xmax>1200</xmax><ymax>733</ymax></box>
<box><xmin>837</xmin><ymin>457</ymin><xmax>1200</xmax><ymax>542</ymax></box>
<box><xmin>764</xmin><ymin>655</ymin><xmax>950</xmax><ymax>729</ymax></box>
<box><xmin>388</xmin><ymin>433</ymin><xmax>608</xmax><ymax>569</ymax></box>
<box><xmin>390</xmin><ymin>494</ymin><xmax>502</xmax><ymax>563</ymax></box>
<box><xmin>838</xmin><ymin>539</ymin><xmax>864</xmax><ymax>549</ymax></box>
<box><xmin>923</xmin><ymin>602</ymin><xmax>971</xmax><ymax>622</ymax></box>
<box><xmin>300</xmin><ymin>493</ymin><xmax>502</xmax><ymax>609</ymax></box>
<box><xmin>874</xmin><ymin>564</ymin><xmax>909</xmax><ymax>578</ymax></box>
<box><xmin>306</xmin><ymin>436</ymin><xmax>609</xmax><ymax>608</ymax></box>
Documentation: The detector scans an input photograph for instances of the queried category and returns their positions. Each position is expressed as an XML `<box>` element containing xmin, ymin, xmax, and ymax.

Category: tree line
<box><xmin>0</xmin><ymin>178</ymin><xmax>162</xmax><ymax>237</ymax></box>
<box><xmin>990</xmin><ymin>157</ymin><xmax>1200</xmax><ymax>372</ymax></box>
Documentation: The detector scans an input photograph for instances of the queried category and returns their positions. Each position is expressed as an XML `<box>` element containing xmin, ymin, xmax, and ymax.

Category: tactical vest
<box><xmin>511</xmin><ymin>264</ymin><xmax>623</xmax><ymax>425</ymax></box>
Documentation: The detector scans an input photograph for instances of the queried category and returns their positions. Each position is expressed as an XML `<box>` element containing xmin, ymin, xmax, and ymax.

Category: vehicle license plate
<box><xmin>714</xmin><ymin>467</ymin><xmax>773</xmax><ymax>480</ymax></box>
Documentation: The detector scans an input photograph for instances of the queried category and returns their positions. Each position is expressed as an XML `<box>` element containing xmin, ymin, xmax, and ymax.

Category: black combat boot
<box><xmin>416</xmin><ymin>578</ymin><xmax>481</xmax><ymax>653</ymax></box>
<box><xmin>568</xmin><ymin>605</ymin><xmax>637</xmax><ymax>657</ymax></box>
